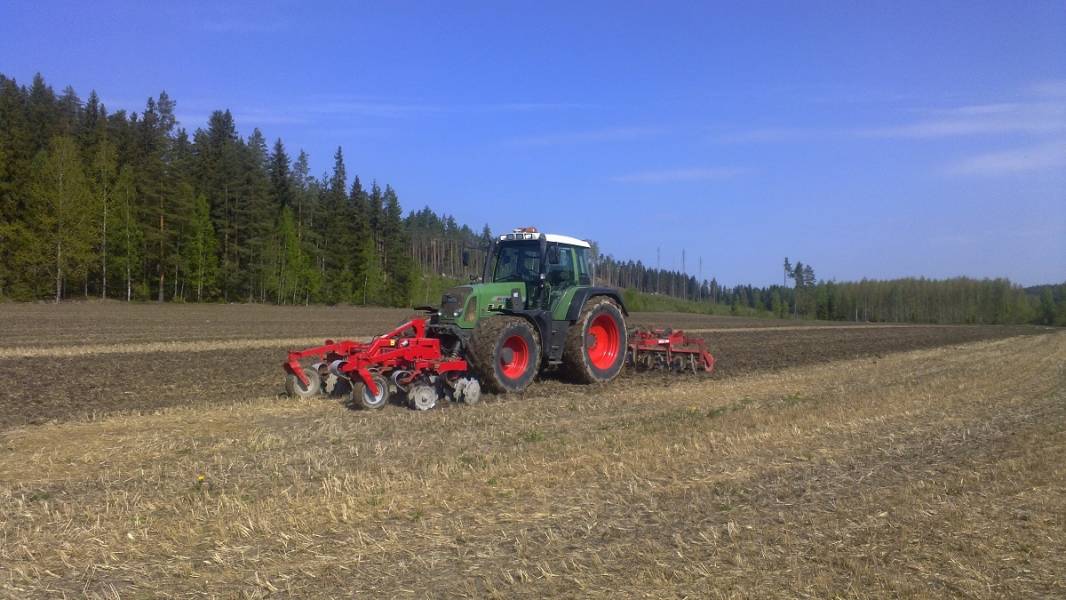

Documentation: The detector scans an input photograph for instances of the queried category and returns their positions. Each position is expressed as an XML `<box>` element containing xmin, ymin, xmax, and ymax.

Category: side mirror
<box><xmin>547</xmin><ymin>245</ymin><xmax>561</xmax><ymax>265</ymax></box>
<box><xmin>461</xmin><ymin>250</ymin><xmax>470</xmax><ymax>267</ymax></box>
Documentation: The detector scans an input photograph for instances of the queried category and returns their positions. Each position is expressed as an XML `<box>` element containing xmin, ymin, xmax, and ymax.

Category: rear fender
<box><xmin>564</xmin><ymin>287</ymin><xmax>629</xmax><ymax>321</ymax></box>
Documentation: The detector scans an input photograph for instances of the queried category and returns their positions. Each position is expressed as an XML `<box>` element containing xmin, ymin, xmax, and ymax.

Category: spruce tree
<box><xmin>27</xmin><ymin>74</ymin><xmax>58</xmax><ymax>151</ymax></box>
<box><xmin>291</xmin><ymin>149</ymin><xmax>311</xmax><ymax>238</ymax></box>
<box><xmin>269</xmin><ymin>138</ymin><xmax>292</xmax><ymax>209</ymax></box>
<box><xmin>320</xmin><ymin>147</ymin><xmax>354</xmax><ymax>303</ymax></box>
<box><xmin>381</xmin><ymin>185</ymin><xmax>412</xmax><ymax>306</ymax></box>
<box><xmin>240</xmin><ymin>128</ymin><xmax>272</xmax><ymax>301</ymax></box>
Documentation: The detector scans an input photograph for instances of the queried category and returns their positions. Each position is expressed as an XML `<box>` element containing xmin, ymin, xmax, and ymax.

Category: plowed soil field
<box><xmin>0</xmin><ymin>302</ymin><xmax>1045</xmax><ymax>429</ymax></box>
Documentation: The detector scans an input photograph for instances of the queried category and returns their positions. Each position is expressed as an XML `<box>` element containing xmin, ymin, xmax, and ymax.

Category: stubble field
<box><xmin>0</xmin><ymin>302</ymin><xmax>1062</xmax><ymax>598</ymax></box>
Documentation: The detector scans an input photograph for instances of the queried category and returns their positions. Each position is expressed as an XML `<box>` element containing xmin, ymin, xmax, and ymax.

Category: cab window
<box><xmin>546</xmin><ymin>244</ymin><xmax>576</xmax><ymax>289</ymax></box>
<box><xmin>492</xmin><ymin>241</ymin><xmax>541</xmax><ymax>284</ymax></box>
<box><xmin>574</xmin><ymin>247</ymin><xmax>592</xmax><ymax>285</ymax></box>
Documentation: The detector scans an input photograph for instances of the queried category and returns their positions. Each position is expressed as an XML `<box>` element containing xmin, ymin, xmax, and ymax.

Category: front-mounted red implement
<box><xmin>626</xmin><ymin>327</ymin><xmax>715</xmax><ymax>374</ymax></box>
<box><xmin>283</xmin><ymin>317</ymin><xmax>481</xmax><ymax>410</ymax></box>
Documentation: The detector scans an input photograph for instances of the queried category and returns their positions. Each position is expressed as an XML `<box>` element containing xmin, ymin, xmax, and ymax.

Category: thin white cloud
<box><xmin>292</xmin><ymin>98</ymin><xmax>593</xmax><ymax>119</ymax></box>
<box><xmin>234</xmin><ymin>109</ymin><xmax>308</xmax><ymax>125</ymax></box>
<box><xmin>507</xmin><ymin>127</ymin><xmax>665</xmax><ymax>147</ymax></box>
<box><xmin>1031</xmin><ymin>80</ymin><xmax>1066</xmax><ymax>98</ymax></box>
<box><xmin>714</xmin><ymin>83</ymin><xmax>1066</xmax><ymax>145</ymax></box>
<box><xmin>612</xmin><ymin>167</ymin><xmax>747</xmax><ymax>184</ymax></box>
<box><xmin>856</xmin><ymin>101</ymin><xmax>1066</xmax><ymax>139</ymax></box>
<box><xmin>946</xmin><ymin>140</ymin><xmax>1066</xmax><ymax>175</ymax></box>
<box><xmin>170</xmin><ymin>97</ymin><xmax>591</xmax><ymax>129</ymax></box>
<box><xmin>310</xmin><ymin>100</ymin><xmax>444</xmax><ymax>118</ymax></box>
<box><xmin>713</xmin><ymin>127</ymin><xmax>827</xmax><ymax>143</ymax></box>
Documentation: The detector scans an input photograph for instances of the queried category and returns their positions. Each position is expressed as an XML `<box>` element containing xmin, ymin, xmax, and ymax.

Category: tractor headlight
<box><xmin>463</xmin><ymin>297</ymin><xmax>478</xmax><ymax>323</ymax></box>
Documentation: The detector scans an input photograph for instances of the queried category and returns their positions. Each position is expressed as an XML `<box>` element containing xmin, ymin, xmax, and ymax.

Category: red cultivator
<box><xmin>626</xmin><ymin>328</ymin><xmax>716</xmax><ymax>374</ymax></box>
<box><xmin>283</xmin><ymin>317</ymin><xmax>481</xmax><ymax>411</ymax></box>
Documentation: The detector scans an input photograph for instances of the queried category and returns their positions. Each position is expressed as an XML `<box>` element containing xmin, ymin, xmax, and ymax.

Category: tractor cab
<box><xmin>484</xmin><ymin>227</ymin><xmax>594</xmax><ymax>312</ymax></box>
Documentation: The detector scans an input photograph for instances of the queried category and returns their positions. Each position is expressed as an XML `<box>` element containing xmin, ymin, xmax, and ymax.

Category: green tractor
<box><xmin>425</xmin><ymin>227</ymin><xmax>629</xmax><ymax>393</ymax></box>
<box><xmin>284</xmin><ymin>226</ymin><xmax>713</xmax><ymax>409</ymax></box>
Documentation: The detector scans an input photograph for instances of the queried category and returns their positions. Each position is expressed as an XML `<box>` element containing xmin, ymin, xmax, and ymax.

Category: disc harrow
<box><xmin>626</xmin><ymin>327</ymin><xmax>716</xmax><ymax>374</ymax></box>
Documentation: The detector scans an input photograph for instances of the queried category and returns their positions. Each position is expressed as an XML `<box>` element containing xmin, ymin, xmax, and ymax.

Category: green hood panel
<box><xmin>438</xmin><ymin>282</ymin><xmax>528</xmax><ymax>329</ymax></box>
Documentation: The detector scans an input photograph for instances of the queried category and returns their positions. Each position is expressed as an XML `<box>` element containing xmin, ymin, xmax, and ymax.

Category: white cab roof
<box><xmin>544</xmin><ymin>233</ymin><xmax>591</xmax><ymax>248</ymax></box>
<box><xmin>499</xmin><ymin>231</ymin><xmax>592</xmax><ymax>248</ymax></box>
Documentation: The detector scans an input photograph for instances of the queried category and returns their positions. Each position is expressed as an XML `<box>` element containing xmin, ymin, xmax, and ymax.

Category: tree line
<box><xmin>1</xmin><ymin>73</ymin><xmax>1061</xmax><ymax>326</ymax></box>
<box><xmin>592</xmin><ymin>251</ymin><xmax>1063</xmax><ymax>326</ymax></box>
<box><xmin>0</xmin><ymin>73</ymin><xmax>490</xmax><ymax>305</ymax></box>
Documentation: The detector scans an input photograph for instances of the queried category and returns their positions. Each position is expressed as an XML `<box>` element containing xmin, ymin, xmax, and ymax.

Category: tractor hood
<box><xmin>438</xmin><ymin>283</ymin><xmax>529</xmax><ymax>328</ymax></box>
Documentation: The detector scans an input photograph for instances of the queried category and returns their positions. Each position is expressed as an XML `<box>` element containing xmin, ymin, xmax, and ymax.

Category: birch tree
<box><xmin>29</xmin><ymin>136</ymin><xmax>93</xmax><ymax>302</ymax></box>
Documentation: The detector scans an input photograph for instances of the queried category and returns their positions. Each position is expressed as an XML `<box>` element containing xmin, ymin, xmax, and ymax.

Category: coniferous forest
<box><xmin>1</xmin><ymin>73</ymin><xmax>1063</xmax><ymax>325</ymax></box>
<box><xmin>0</xmin><ymin>73</ymin><xmax>493</xmax><ymax>306</ymax></box>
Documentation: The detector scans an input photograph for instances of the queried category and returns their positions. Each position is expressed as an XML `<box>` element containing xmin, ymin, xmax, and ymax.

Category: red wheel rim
<box><xmin>587</xmin><ymin>313</ymin><xmax>620</xmax><ymax>370</ymax></box>
<box><xmin>500</xmin><ymin>334</ymin><xmax>530</xmax><ymax>379</ymax></box>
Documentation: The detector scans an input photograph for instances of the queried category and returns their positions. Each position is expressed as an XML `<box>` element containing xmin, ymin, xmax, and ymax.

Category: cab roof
<box><xmin>544</xmin><ymin>233</ymin><xmax>591</xmax><ymax>248</ymax></box>
<box><xmin>498</xmin><ymin>231</ymin><xmax>591</xmax><ymax>248</ymax></box>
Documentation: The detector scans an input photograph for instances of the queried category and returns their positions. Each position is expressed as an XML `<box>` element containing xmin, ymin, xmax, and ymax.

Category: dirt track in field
<box><xmin>0</xmin><ymin>302</ymin><xmax>1047</xmax><ymax>430</ymax></box>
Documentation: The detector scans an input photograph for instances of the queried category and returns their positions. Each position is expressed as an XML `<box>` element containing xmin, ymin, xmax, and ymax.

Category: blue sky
<box><xmin>2</xmin><ymin>1</ymin><xmax>1064</xmax><ymax>285</ymax></box>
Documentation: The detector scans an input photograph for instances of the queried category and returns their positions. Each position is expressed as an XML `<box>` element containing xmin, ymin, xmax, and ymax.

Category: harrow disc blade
<box><xmin>408</xmin><ymin>385</ymin><xmax>438</xmax><ymax>411</ymax></box>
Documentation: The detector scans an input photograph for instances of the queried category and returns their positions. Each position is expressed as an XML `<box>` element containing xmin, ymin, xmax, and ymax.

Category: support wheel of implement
<box><xmin>285</xmin><ymin>367</ymin><xmax>322</xmax><ymax>398</ymax></box>
<box><xmin>352</xmin><ymin>373</ymin><xmax>390</xmax><ymax>410</ymax></box>
<box><xmin>408</xmin><ymin>385</ymin><xmax>438</xmax><ymax>411</ymax></box>
<box><xmin>470</xmin><ymin>316</ymin><xmax>541</xmax><ymax>393</ymax></box>
<box><xmin>562</xmin><ymin>297</ymin><xmax>628</xmax><ymax>384</ymax></box>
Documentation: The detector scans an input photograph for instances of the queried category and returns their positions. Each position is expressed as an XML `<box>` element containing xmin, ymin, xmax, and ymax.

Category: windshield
<box><xmin>492</xmin><ymin>241</ymin><xmax>542</xmax><ymax>284</ymax></box>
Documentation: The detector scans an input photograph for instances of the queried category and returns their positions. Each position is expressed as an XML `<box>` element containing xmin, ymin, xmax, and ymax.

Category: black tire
<box><xmin>285</xmin><ymin>367</ymin><xmax>321</xmax><ymax>398</ymax></box>
<box><xmin>352</xmin><ymin>373</ymin><xmax>390</xmax><ymax>410</ymax></box>
<box><xmin>469</xmin><ymin>316</ymin><xmax>541</xmax><ymax>393</ymax></box>
<box><xmin>562</xmin><ymin>296</ymin><xmax>628</xmax><ymax>384</ymax></box>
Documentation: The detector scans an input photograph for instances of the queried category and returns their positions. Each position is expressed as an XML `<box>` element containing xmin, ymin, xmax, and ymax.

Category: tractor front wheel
<box><xmin>562</xmin><ymin>296</ymin><xmax>628</xmax><ymax>384</ymax></box>
<box><xmin>470</xmin><ymin>316</ymin><xmax>541</xmax><ymax>393</ymax></box>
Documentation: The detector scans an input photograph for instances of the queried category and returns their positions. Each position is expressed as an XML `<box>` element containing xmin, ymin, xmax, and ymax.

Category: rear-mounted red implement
<box><xmin>283</xmin><ymin>317</ymin><xmax>479</xmax><ymax>410</ymax></box>
<box><xmin>627</xmin><ymin>328</ymin><xmax>715</xmax><ymax>374</ymax></box>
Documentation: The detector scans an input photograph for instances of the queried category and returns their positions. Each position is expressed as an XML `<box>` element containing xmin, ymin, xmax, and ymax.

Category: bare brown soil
<box><xmin>0</xmin><ymin>301</ymin><xmax>413</xmax><ymax>347</ymax></box>
<box><xmin>1</xmin><ymin>331</ymin><xmax>1063</xmax><ymax>598</ymax></box>
<box><xmin>0</xmin><ymin>301</ymin><xmax>921</xmax><ymax>349</ymax></box>
<box><xmin>0</xmin><ymin>303</ymin><xmax>1045</xmax><ymax>429</ymax></box>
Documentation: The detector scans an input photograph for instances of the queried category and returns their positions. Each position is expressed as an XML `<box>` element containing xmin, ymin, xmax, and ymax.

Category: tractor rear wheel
<box><xmin>469</xmin><ymin>316</ymin><xmax>541</xmax><ymax>393</ymax></box>
<box><xmin>562</xmin><ymin>296</ymin><xmax>628</xmax><ymax>384</ymax></box>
